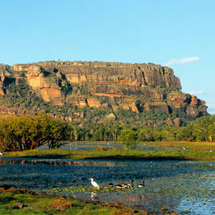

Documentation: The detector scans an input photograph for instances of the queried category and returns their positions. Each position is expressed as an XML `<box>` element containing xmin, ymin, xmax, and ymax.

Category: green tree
<box><xmin>176</xmin><ymin>125</ymin><xmax>194</xmax><ymax>141</ymax></box>
<box><xmin>92</xmin><ymin>126</ymin><xmax>105</xmax><ymax>141</ymax></box>
<box><xmin>0</xmin><ymin>113</ymin><xmax>71</xmax><ymax>151</ymax></box>
<box><xmin>137</xmin><ymin>126</ymin><xmax>155</xmax><ymax>141</ymax></box>
<box><xmin>160</xmin><ymin>126</ymin><xmax>178</xmax><ymax>141</ymax></box>
<box><xmin>0</xmin><ymin>117</ymin><xmax>18</xmax><ymax>151</ymax></box>
<box><xmin>118</xmin><ymin>129</ymin><xmax>138</xmax><ymax>150</ymax></box>
<box><xmin>110</xmin><ymin>124</ymin><xmax>122</xmax><ymax>141</ymax></box>
<box><xmin>192</xmin><ymin>115</ymin><xmax>215</xmax><ymax>142</ymax></box>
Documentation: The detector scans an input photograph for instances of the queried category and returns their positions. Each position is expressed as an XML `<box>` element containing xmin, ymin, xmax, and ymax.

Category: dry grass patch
<box><xmin>45</xmin><ymin>199</ymin><xmax>72</xmax><ymax>211</ymax></box>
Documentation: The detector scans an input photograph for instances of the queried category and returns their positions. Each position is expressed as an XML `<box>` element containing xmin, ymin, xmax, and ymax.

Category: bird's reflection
<box><xmin>90</xmin><ymin>192</ymin><xmax>99</xmax><ymax>202</ymax></box>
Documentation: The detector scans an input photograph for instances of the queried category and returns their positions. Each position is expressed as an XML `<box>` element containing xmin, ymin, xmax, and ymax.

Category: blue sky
<box><xmin>0</xmin><ymin>0</ymin><xmax>214</xmax><ymax>114</ymax></box>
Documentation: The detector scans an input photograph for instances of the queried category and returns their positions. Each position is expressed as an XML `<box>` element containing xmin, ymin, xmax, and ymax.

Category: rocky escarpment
<box><xmin>0</xmin><ymin>61</ymin><xmax>208</xmax><ymax>125</ymax></box>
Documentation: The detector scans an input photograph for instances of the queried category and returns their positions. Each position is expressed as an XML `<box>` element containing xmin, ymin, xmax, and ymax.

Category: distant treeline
<box><xmin>73</xmin><ymin>115</ymin><xmax>215</xmax><ymax>142</ymax></box>
<box><xmin>0</xmin><ymin>114</ymin><xmax>215</xmax><ymax>151</ymax></box>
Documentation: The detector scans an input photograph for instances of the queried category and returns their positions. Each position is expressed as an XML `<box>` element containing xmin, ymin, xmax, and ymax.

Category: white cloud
<box><xmin>165</xmin><ymin>57</ymin><xmax>200</xmax><ymax>66</ymax></box>
<box><xmin>209</xmin><ymin>104</ymin><xmax>215</xmax><ymax>108</ymax></box>
<box><xmin>207</xmin><ymin>104</ymin><xmax>215</xmax><ymax>114</ymax></box>
<box><xmin>188</xmin><ymin>91</ymin><xmax>206</xmax><ymax>96</ymax></box>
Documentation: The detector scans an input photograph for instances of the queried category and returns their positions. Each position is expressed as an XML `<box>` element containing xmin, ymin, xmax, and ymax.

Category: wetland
<box><xmin>1</xmin><ymin>142</ymin><xmax>215</xmax><ymax>214</ymax></box>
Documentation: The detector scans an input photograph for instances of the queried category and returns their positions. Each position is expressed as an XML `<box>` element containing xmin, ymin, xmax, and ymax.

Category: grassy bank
<box><xmin>0</xmin><ymin>188</ymin><xmax>152</xmax><ymax>215</ymax></box>
<box><xmin>2</xmin><ymin>141</ymin><xmax>215</xmax><ymax>161</ymax></box>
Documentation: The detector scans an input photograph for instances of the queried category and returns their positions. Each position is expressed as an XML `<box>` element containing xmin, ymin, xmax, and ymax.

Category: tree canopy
<box><xmin>0</xmin><ymin>113</ymin><xmax>71</xmax><ymax>151</ymax></box>
<box><xmin>0</xmin><ymin>113</ymin><xmax>215</xmax><ymax>152</ymax></box>
<box><xmin>118</xmin><ymin>129</ymin><xmax>138</xmax><ymax>150</ymax></box>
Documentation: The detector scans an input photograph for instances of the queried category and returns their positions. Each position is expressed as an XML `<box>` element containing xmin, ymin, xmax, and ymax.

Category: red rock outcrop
<box><xmin>0</xmin><ymin>61</ymin><xmax>208</xmax><ymax>122</ymax></box>
<box><xmin>86</xmin><ymin>98</ymin><xmax>101</xmax><ymax>108</ymax></box>
<box><xmin>166</xmin><ymin>118</ymin><xmax>174</xmax><ymax>126</ymax></box>
<box><xmin>24</xmin><ymin>65</ymin><xmax>64</xmax><ymax>105</ymax></box>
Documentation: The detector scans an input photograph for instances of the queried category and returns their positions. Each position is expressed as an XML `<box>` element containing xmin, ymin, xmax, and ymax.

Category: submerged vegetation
<box><xmin>1</xmin><ymin>152</ymin><xmax>214</xmax><ymax>215</ymax></box>
<box><xmin>0</xmin><ymin>189</ymin><xmax>149</xmax><ymax>215</ymax></box>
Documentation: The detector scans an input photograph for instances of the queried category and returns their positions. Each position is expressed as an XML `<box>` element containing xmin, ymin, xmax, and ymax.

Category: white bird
<box><xmin>0</xmin><ymin>152</ymin><xmax>2</xmax><ymax>156</ymax></box>
<box><xmin>89</xmin><ymin>178</ymin><xmax>99</xmax><ymax>188</ymax></box>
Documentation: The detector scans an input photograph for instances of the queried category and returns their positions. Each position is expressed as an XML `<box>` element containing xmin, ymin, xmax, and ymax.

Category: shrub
<box><xmin>118</xmin><ymin>129</ymin><xmax>138</xmax><ymax>150</ymax></box>
<box><xmin>0</xmin><ymin>113</ymin><xmax>71</xmax><ymax>151</ymax></box>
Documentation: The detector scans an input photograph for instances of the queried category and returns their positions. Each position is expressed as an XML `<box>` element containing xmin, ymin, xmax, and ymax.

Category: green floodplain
<box><xmin>1</xmin><ymin>141</ymin><xmax>215</xmax><ymax>215</ymax></box>
<box><xmin>3</xmin><ymin>141</ymin><xmax>215</xmax><ymax>162</ymax></box>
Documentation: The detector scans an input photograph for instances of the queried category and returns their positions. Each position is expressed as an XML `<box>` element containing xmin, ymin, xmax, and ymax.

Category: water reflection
<box><xmin>90</xmin><ymin>192</ymin><xmax>99</xmax><ymax>202</ymax></box>
<box><xmin>0</xmin><ymin>158</ymin><xmax>118</xmax><ymax>166</ymax></box>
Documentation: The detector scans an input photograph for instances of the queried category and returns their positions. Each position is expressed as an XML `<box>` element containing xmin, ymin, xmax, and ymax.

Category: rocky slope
<box><xmin>0</xmin><ymin>61</ymin><xmax>208</xmax><ymax>126</ymax></box>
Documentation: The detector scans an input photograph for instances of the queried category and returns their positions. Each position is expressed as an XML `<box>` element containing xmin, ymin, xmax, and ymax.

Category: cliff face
<box><xmin>0</xmin><ymin>61</ymin><xmax>208</xmax><ymax>124</ymax></box>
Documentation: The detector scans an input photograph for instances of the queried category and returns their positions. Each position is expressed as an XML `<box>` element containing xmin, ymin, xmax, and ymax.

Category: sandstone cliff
<box><xmin>0</xmin><ymin>61</ymin><xmax>208</xmax><ymax>126</ymax></box>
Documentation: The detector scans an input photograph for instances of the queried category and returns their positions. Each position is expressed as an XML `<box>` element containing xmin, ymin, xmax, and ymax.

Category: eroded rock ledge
<box><xmin>0</xmin><ymin>61</ymin><xmax>208</xmax><ymax>124</ymax></box>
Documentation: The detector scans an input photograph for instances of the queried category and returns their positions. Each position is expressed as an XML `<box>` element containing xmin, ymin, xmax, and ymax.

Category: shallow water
<box><xmin>0</xmin><ymin>157</ymin><xmax>215</xmax><ymax>214</ymax></box>
<box><xmin>39</xmin><ymin>141</ymin><xmax>178</xmax><ymax>151</ymax></box>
